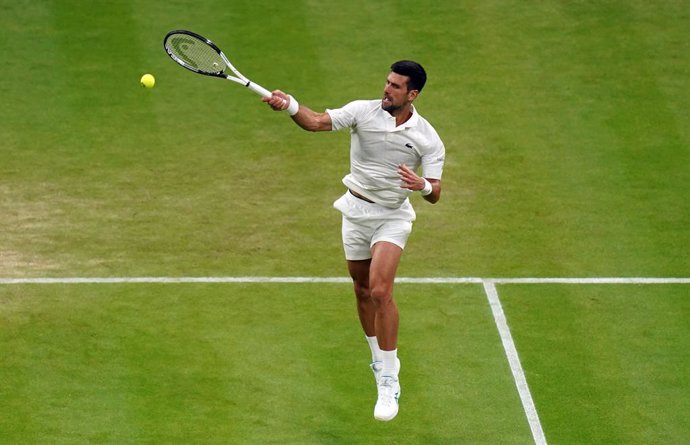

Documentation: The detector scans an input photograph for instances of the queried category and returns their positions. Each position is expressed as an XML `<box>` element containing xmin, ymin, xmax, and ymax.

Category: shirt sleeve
<box><xmin>326</xmin><ymin>100</ymin><xmax>368</xmax><ymax>131</ymax></box>
<box><xmin>422</xmin><ymin>137</ymin><xmax>445</xmax><ymax>180</ymax></box>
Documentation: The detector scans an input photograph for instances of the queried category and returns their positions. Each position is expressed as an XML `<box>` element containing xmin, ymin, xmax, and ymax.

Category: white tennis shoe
<box><xmin>374</xmin><ymin>375</ymin><xmax>401</xmax><ymax>421</ymax></box>
<box><xmin>370</xmin><ymin>358</ymin><xmax>400</xmax><ymax>384</ymax></box>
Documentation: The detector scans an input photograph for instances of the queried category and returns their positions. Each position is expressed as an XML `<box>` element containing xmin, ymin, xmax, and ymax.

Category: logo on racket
<box><xmin>170</xmin><ymin>36</ymin><xmax>199</xmax><ymax>69</ymax></box>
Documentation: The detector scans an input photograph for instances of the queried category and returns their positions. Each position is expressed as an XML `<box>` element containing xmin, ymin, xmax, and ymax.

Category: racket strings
<box><xmin>165</xmin><ymin>34</ymin><xmax>224</xmax><ymax>74</ymax></box>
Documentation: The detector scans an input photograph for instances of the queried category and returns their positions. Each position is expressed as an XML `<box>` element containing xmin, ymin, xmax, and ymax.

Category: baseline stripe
<box><xmin>0</xmin><ymin>276</ymin><xmax>688</xmax><ymax>285</ymax></box>
<box><xmin>0</xmin><ymin>276</ymin><xmax>348</xmax><ymax>285</ymax></box>
<box><xmin>488</xmin><ymin>277</ymin><xmax>690</xmax><ymax>284</ymax></box>
<box><xmin>483</xmin><ymin>281</ymin><xmax>547</xmax><ymax>445</ymax></box>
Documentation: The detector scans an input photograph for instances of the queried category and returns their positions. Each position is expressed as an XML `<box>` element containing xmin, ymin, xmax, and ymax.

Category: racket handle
<box><xmin>247</xmin><ymin>82</ymin><xmax>272</xmax><ymax>98</ymax></box>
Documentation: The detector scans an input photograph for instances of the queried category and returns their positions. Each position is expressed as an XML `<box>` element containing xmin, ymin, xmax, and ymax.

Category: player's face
<box><xmin>382</xmin><ymin>72</ymin><xmax>418</xmax><ymax>112</ymax></box>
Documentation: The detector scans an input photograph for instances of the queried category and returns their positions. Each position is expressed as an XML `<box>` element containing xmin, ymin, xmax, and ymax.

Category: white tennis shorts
<box><xmin>333</xmin><ymin>191</ymin><xmax>416</xmax><ymax>261</ymax></box>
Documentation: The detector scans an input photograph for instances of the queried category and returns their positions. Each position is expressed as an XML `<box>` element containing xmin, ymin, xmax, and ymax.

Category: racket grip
<box><xmin>247</xmin><ymin>82</ymin><xmax>272</xmax><ymax>98</ymax></box>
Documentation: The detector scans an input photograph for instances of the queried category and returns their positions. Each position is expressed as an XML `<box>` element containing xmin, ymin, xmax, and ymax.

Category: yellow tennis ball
<box><xmin>140</xmin><ymin>74</ymin><xmax>155</xmax><ymax>88</ymax></box>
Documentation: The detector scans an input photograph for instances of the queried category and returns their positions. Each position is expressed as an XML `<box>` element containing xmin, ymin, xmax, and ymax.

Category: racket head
<box><xmin>163</xmin><ymin>30</ymin><xmax>227</xmax><ymax>77</ymax></box>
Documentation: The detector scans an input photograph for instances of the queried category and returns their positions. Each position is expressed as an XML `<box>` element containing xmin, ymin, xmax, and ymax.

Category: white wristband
<box><xmin>286</xmin><ymin>95</ymin><xmax>299</xmax><ymax>116</ymax></box>
<box><xmin>421</xmin><ymin>178</ymin><xmax>433</xmax><ymax>196</ymax></box>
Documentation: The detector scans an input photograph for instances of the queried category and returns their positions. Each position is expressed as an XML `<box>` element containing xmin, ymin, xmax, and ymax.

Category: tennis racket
<box><xmin>163</xmin><ymin>30</ymin><xmax>272</xmax><ymax>98</ymax></box>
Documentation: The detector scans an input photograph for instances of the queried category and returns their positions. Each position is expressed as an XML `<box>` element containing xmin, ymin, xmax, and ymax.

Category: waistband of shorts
<box><xmin>348</xmin><ymin>189</ymin><xmax>375</xmax><ymax>203</ymax></box>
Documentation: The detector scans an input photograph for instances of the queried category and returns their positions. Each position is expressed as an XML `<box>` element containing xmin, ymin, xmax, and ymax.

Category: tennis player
<box><xmin>263</xmin><ymin>60</ymin><xmax>445</xmax><ymax>421</ymax></box>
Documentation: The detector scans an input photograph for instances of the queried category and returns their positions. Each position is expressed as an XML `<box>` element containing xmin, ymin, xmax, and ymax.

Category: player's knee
<box><xmin>352</xmin><ymin>280</ymin><xmax>370</xmax><ymax>301</ymax></box>
<box><xmin>370</xmin><ymin>284</ymin><xmax>393</xmax><ymax>307</ymax></box>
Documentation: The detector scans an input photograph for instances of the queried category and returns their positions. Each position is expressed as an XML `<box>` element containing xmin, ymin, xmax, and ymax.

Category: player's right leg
<box><xmin>348</xmin><ymin>259</ymin><xmax>375</xmax><ymax>338</ymax></box>
<box><xmin>369</xmin><ymin>241</ymin><xmax>404</xmax><ymax>421</ymax></box>
<box><xmin>348</xmin><ymin>259</ymin><xmax>385</xmax><ymax>382</ymax></box>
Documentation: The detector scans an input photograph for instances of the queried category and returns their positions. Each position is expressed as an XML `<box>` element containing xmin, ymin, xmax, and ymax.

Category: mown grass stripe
<box><xmin>0</xmin><ymin>276</ymin><xmax>688</xmax><ymax>285</ymax></box>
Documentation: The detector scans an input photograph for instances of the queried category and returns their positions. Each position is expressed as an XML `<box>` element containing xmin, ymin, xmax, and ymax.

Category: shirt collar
<box><xmin>401</xmin><ymin>105</ymin><xmax>420</xmax><ymax>128</ymax></box>
<box><xmin>381</xmin><ymin>104</ymin><xmax>419</xmax><ymax>130</ymax></box>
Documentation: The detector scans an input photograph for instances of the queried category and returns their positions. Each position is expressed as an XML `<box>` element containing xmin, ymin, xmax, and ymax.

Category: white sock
<box><xmin>366</xmin><ymin>336</ymin><xmax>382</xmax><ymax>363</ymax></box>
<box><xmin>380</xmin><ymin>349</ymin><xmax>398</xmax><ymax>377</ymax></box>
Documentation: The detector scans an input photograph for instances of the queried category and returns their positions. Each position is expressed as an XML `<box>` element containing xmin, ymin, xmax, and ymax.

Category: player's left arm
<box><xmin>398</xmin><ymin>164</ymin><xmax>442</xmax><ymax>204</ymax></box>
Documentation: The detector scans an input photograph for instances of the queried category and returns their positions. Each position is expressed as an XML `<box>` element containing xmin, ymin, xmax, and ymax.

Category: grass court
<box><xmin>1</xmin><ymin>1</ymin><xmax>688</xmax><ymax>443</ymax></box>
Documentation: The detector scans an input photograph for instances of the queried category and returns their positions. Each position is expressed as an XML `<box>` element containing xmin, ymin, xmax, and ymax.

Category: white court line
<box><xmin>488</xmin><ymin>277</ymin><xmax>690</xmax><ymax>284</ymax></box>
<box><xmin>483</xmin><ymin>281</ymin><xmax>548</xmax><ymax>445</ymax></box>
<box><xmin>0</xmin><ymin>276</ymin><xmax>688</xmax><ymax>285</ymax></box>
<box><xmin>0</xmin><ymin>276</ymin><xmax>349</xmax><ymax>284</ymax></box>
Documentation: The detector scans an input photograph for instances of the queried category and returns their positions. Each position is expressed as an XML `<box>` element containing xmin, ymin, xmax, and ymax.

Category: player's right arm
<box><xmin>290</xmin><ymin>104</ymin><xmax>332</xmax><ymax>132</ymax></box>
<box><xmin>263</xmin><ymin>91</ymin><xmax>332</xmax><ymax>132</ymax></box>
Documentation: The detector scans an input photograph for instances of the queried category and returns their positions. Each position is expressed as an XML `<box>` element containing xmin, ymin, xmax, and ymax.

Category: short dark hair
<box><xmin>390</xmin><ymin>60</ymin><xmax>427</xmax><ymax>92</ymax></box>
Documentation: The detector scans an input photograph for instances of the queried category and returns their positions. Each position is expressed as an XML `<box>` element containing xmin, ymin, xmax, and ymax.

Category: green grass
<box><xmin>0</xmin><ymin>283</ymin><xmax>531</xmax><ymax>444</ymax></box>
<box><xmin>1</xmin><ymin>0</ymin><xmax>689</xmax><ymax>443</ymax></box>
<box><xmin>2</xmin><ymin>0</ymin><xmax>688</xmax><ymax>278</ymax></box>
<box><xmin>500</xmin><ymin>284</ymin><xmax>690</xmax><ymax>444</ymax></box>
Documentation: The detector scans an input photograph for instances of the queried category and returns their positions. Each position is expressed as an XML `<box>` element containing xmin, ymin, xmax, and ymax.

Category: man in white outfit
<box><xmin>263</xmin><ymin>60</ymin><xmax>445</xmax><ymax>421</ymax></box>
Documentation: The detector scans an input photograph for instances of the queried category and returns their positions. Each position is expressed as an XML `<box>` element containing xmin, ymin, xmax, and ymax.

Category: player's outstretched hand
<box><xmin>263</xmin><ymin>90</ymin><xmax>291</xmax><ymax>111</ymax></box>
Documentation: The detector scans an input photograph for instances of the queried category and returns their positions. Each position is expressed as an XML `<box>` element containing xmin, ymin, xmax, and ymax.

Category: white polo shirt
<box><xmin>327</xmin><ymin>100</ymin><xmax>445</xmax><ymax>209</ymax></box>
